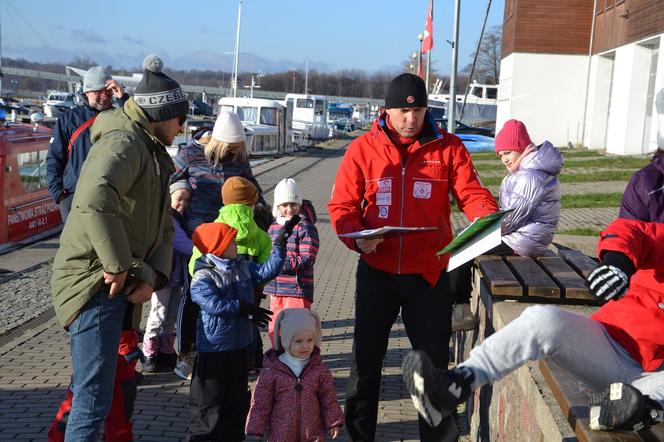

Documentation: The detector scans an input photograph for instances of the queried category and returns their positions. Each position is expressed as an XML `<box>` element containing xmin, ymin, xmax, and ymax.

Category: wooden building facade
<box><xmin>497</xmin><ymin>0</ymin><xmax>664</xmax><ymax>154</ymax></box>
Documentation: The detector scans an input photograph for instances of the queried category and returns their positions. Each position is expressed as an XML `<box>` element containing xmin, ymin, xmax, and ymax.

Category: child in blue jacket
<box><xmin>187</xmin><ymin>216</ymin><xmax>299</xmax><ymax>440</ymax></box>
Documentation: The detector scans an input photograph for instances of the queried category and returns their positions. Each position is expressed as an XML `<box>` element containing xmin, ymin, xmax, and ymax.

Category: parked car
<box><xmin>433</xmin><ymin>118</ymin><xmax>495</xmax><ymax>138</ymax></box>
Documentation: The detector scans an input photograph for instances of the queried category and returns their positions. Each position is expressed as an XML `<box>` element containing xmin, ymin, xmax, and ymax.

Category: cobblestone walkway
<box><xmin>0</xmin><ymin>139</ymin><xmax>631</xmax><ymax>441</ymax></box>
<box><xmin>0</xmin><ymin>143</ymin><xmax>422</xmax><ymax>441</ymax></box>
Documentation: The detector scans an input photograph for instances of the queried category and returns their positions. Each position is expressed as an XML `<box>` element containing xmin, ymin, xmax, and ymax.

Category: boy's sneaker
<box><xmin>589</xmin><ymin>383</ymin><xmax>664</xmax><ymax>432</ymax></box>
<box><xmin>158</xmin><ymin>352</ymin><xmax>178</xmax><ymax>370</ymax></box>
<box><xmin>174</xmin><ymin>353</ymin><xmax>194</xmax><ymax>380</ymax></box>
<box><xmin>142</xmin><ymin>356</ymin><xmax>159</xmax><ymax>373</ymax></box>
<box><xmin>402</xmin><ymin>350</ymin><xmax>474</xmax><ymax>427</ymax></box>
<box><xmin>451</xmin><ymin>303</ymin><xmax>477</xmax><ymax>332</ymax></box>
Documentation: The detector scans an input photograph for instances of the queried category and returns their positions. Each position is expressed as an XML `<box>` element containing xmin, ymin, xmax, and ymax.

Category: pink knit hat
<box><xmin>495</xmin><ymin>119</ymin><xmax>533</xmax><ymax>153</ymax></box>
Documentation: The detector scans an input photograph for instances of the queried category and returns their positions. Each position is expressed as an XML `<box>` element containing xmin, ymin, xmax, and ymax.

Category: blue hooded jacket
<box><xmin>45</xmin><ymin>94</ymin><xmax>129</xmax><ymax>203</ymax></box>
<box><xmin>190</xmin><ymin>244</ymin><xmax>285</xmax><ymax>352</ymax></box>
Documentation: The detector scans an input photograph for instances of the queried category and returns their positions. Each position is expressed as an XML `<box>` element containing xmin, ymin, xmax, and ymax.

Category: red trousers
<box><xmin>48</xmin><ymin>331</ymin><xmax>139</xmax><ymax>442</ymax></box>
<box><xmin>267</xmin><ymin>296</ymin><xmax>312</xmax><ymax>345</ymax></box>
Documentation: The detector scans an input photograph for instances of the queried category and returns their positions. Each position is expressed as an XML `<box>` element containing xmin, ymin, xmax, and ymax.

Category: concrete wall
<box><xmin>585</xmin><ymin>34</ymin><xmax>664</xmax><ymax>155</ymax></box>
<box><xmin>496</xmin><ymin>53</ymin><xmax>588</xmax><ymax>148</ymax></box>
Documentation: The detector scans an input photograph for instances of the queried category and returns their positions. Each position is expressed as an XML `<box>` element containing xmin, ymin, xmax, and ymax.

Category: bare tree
<box><xmin>462</xmin><ymin>25</ymin><xmax>502</xmax><ymax>84</ymax></box>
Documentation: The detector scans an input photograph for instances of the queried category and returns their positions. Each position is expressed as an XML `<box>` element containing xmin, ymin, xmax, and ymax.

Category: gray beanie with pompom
<box><xmin>133</xmin><ymin>55</ymin><xmax>189</xmax><ymax>122</ymax></box>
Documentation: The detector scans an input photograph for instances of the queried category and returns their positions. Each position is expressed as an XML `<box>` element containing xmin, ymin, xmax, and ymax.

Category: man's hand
<box><xmin>356</xmin><ymin>237</ymin><xmax>383</xmax><ymax>254</ymax></box>
<box><xmin>125</xmin><ymin>281</ymin><xmax>153</xmax><ymax>304</ymax></box>
<box><xmin>103</xmin><ymin>271</ymin><xmax>128</xmax><ymax>298</ymax></box>
<box><xmin>105</xmin><ymin>79</ymin><xmax>125</xmax><ymax>99</ymax></box>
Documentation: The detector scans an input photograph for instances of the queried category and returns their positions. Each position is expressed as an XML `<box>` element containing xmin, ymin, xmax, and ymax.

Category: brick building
<box><xmin>497</xmin><ymin>0</ymin><xmax>663</xmax><ymax>154</ymax></box>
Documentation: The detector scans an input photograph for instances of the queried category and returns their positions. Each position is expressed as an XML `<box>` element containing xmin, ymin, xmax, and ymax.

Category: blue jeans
<box><xmin>65</xmin><ymin>286</ymin><xmax>127</xmax><ymax>442</ymax></box>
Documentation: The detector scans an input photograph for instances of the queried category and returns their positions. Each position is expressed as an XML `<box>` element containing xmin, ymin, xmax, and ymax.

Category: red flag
<box><xmin>422</xmin><ymin>0</ymin><xmax>434</xmax><ymax>54</ymax></box>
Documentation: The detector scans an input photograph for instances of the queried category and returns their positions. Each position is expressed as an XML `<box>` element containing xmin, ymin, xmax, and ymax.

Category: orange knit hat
<box><xmin>192</xmin><ymin>222</ymin><xmax>237</xmax><ymax>257</ymax></box>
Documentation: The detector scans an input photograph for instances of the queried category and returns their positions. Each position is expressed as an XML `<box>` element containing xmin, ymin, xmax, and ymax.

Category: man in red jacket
<box><xmin>328</xmin><ymin>73</ymin><xmax>498</xmax><ymax>441</ymax></box>
<box><xmin>403</xmin><ymin>218</ymin><xmax>664</xmax><ymax>434</ymax></box>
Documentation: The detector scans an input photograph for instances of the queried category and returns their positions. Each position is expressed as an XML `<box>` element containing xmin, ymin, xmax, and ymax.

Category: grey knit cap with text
<box><xmin>133</xmin><ymin>55</ymin><xmax>189</xmax><ymax>122</ymax></box>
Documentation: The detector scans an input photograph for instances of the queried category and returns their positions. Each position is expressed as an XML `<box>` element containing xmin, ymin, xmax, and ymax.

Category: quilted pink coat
<box><xmin>246</xmin><ymin>348</ymin><xmax>344</xmax><ymax>441</ymax></box>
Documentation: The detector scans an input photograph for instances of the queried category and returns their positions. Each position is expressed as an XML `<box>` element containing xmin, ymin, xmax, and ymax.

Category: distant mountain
<box><xmin>3</xmin><ymin>44</ymin><xmax>332</xmax><ymax>74</ymax></box>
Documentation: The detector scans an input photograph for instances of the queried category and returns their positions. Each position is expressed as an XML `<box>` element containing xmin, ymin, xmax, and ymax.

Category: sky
<box><xmin>1</xmin><ymin>0</ymin><xmax>505</xmax><ymax>77</ymax></box>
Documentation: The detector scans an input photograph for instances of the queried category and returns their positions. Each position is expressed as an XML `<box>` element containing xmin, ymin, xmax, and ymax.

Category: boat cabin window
<box><xmin>220</xmin><ymin>105</ymin><xmax>235</xmax><ymax>114</ymax></box>
<box><xmin>485</xmin><ymin>88</ymin><xmax>497</xmax><ymax>99</ymax></box>
<box><xmin>314</xmin><ymin>101</ymin><xmax>325</xmax><ymax>116</ymax></box>
<box><xmin>18</xmin><ymin>149</ymin><xmax>48</xmax><ymax>192</ymax></box>
<box><xmin>296</xmin><ymin>99</ymin><xmax>313</xmax><ymax>109</ymax></box>
<box><xmin>259</xmin><ymin>108</ymin><xmax>278</xmax><ymax>126</ymax></box>
<box><xmin>236</xmin><ymin>106</ymin><xmax>258</xmax><ymax>123</ymax></box>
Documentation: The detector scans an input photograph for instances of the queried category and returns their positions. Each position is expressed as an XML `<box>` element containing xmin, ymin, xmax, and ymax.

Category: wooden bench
<box><xmin>459</xmin><ymin>247</ymin><xmax>664</xmax><ymax>441</ymax></box>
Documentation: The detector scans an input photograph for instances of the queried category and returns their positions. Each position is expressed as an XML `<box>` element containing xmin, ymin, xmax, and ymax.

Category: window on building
<box><xmin>18</xmin><ymin>150</ymin><xmax>48</xmax><ymax>192</ymax></box>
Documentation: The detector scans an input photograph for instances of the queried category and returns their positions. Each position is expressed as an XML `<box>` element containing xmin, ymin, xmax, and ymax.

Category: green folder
<box><xmin>437</xmin><ymin>209</ymin><xmax>514</xmax><ymax>256</ymax></box>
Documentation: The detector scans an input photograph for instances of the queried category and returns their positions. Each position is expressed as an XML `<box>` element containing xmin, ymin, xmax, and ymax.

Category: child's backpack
<box><xmin>301</xmin><ymin>199</ymin><xmax>317</xmax><ymax>224</ymax></box>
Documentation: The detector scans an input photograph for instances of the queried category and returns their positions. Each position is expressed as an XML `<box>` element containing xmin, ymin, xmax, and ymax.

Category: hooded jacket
<box><xmin>499</xmin><ymin>141</ymin><xmax>563</xmax><ymax>257</ymax></box>
<box><xmin>51</xmin><ymin>98</ymin><xmax>174</xmax><ymax>327</ymax></box>
<box><xmin>173</xmin><ymin>132</ymin><xmax>265</xmax><ymax>237</ymax></box>
<box><xmin>264</xmin><ymin>209</ymin><xmax>319</xmax><ymax>300</ymax></box>
<box><xmin>190</xmin><ymin>245</ymin><xmax>285</xmax><ymax>352</ymax></box>
<box><xmin>328</xmin><ymin>113</ymin><xmax>498</xmax><ymax>276</ymax></box>
<box><xmin>188</xmin><ymin>203</ymin><xmax>273</xmax><ymax>274</ymax></box>
<box><xmin>246</xmin><ymin>348</ymin><xmax>344</xmax><ymax>441</ymax></box>
<box><xmin>591</xmin><ymin>219</ymin><xmax>664</xmax><ymax>371</ymax></box>
<box><xmin>46</xmin><ymin>94</ymin><xmax>129</xmax><ymax>203</ymax></box>
<box><xmin>619</xmin><ymin>152</ymin><xmax>664</xmax><ymax>223</ymax></box>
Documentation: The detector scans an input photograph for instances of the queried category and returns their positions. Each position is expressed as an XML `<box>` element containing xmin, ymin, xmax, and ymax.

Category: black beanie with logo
<box><xmin>133</xmin><ymin>55</ymin><xmax>189</xmax><ymax>122</ymax></box>
<box><xmin>385</xmin><ymin>73</ymin><xmax>428</xmax><ymax>109</ymax></box>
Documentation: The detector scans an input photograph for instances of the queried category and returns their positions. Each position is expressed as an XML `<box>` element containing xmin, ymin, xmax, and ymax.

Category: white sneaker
<box><xmin>451</xmin><ymin>304</ymin><xmax>476</xmax><ymax>332</ymax></box>
<box><xmin>174</xmin><ymin>353</ymin><xmax>195</xmax><ymax>380</ymax></box>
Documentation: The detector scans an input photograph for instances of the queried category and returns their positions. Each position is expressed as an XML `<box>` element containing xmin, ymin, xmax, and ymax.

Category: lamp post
<box><xmin>412</xmin><ymin>52</ymin><xmax>418</xmax><ymax>75</ymax></box>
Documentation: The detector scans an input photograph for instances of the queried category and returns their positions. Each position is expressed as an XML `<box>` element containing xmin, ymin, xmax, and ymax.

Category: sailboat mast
<box><xmin>232</xmin><ymin>0</ymin><xmax>243</xmax><ymax>98</ymax></box>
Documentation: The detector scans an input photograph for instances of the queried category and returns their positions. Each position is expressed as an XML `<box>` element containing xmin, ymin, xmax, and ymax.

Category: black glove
<box><xmin>274</xmin><ymin>214</ymin><xmax>301</xmax><ymax>247</ymax></box>
<box><xmin>239</xmin><ymin>301</ymin><xmax>273</xmax><ymax>328</ymax></box>
<box><xmin>586</xmin><ymin>251</ymin><xmax>635</xmax><ymax>302</ymax></box>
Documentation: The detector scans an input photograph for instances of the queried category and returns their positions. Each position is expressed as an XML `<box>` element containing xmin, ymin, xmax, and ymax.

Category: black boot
<box><xmin>402</xmin><ymin>350</ymin><xmax>474</xmax><ymax>428</ymax></box>
<box><xmin>589</xmin><ymin>383</ymin><xmax>664</xmax><ymax>432</ymax></box>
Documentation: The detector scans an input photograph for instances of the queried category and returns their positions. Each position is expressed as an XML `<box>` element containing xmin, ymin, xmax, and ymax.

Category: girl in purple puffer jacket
<box><xmin>246</xmin><ymin>308</ymin><xmax>343</xmax><ymax>441</ymax></box>
<box><xmin>451</xmin><ymin>119</ymin><xmax>562</xmax><ymax>331</ymax></box>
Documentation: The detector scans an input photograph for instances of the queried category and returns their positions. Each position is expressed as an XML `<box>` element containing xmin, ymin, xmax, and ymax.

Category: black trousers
<box><xmin>449</xmin><ymin>241</ymin><xmax>515</xmax><ymax>305</ymax></box>
<box><xmin>176</xmin><ymin>288</ymin><xmax>200</xmax><ymax>354</ymax></box>
<box><xmin>344</xmin><ymin>260</ymin><xmax>457</xmax><ymax>442</ymax></box>
<box><xmin>188</xmin><ymin>350</ymin><xmax>249</xmax><ymax>442</ymax></box>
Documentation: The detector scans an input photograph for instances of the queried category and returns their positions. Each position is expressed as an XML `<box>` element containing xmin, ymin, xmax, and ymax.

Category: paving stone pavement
<box><xmin>0</xmin><ymin>138</ymin><xmax>629</xmax><ymax>441</ymax></box>
<box><xmin>0</xmin><ymin>142</ymin><xmax>424</xmax><ymax>442</ymax></box>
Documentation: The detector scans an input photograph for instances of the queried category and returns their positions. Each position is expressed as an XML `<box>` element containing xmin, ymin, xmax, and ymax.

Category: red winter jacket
<box><xmin>591</xmin><ymin>219</ymin><xmax>664</xmax><ymax>371</ymax></box>
<box><xmin>246</xmin><ymin>348</ymin><xmax>344</xmax><ymax>441</ymax></box>
<box><xmin>328</xmin><ymin>113</ymin><xmax>498</xmax><ymax>275</ymax></box>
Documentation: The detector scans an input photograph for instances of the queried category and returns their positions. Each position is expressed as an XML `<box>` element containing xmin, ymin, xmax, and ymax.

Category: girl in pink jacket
<box><xmin>246</xmin><ymin>308</ymin><xmax>344</xmax><ymax>441</ymax></box>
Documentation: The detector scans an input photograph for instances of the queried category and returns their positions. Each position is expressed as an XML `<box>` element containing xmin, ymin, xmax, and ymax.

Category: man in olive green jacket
<box><xmin>51</xmin><ymin>55</ymin><xmax>189</xmax><ymax>441</ymax></box>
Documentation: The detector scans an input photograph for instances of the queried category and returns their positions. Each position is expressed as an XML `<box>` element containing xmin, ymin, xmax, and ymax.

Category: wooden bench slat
<box><xmin>540</xmin><ymin>360</ymin><xmax>645</xmax><ymax>441</ymax></box>
<box><xmin>538</xmin><ymin>256</ymin><xmax>596</xmax><ymax>302</ymax></box>
<box><xmin>505</xmin><ymin>256</ymin><xmax>560</xmax><ymax>298</ymax></box>
<box><xmin>558</xmin><ymin>249</ymin><xmax>599</xmax><ymax>278</ymax></box>
<box><xmin>475</xmin><ymin>255</ymin><xmax>524</xmax><ymax>298</ymax></box>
